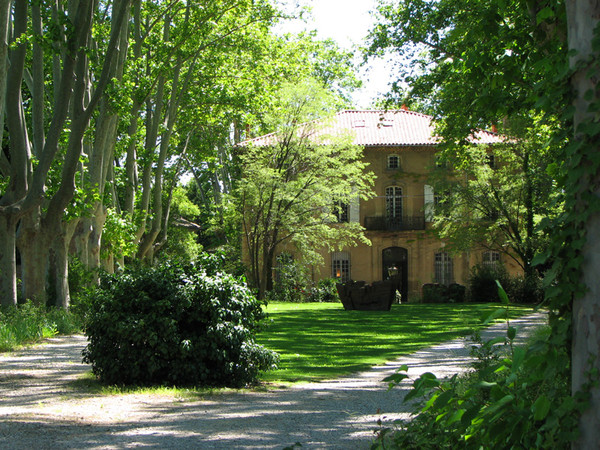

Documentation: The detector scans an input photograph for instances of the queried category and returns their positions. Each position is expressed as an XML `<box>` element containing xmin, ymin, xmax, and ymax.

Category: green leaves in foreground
<box><xmin>373</xmin><ymin>312</ymin><xmax>580</xmax><ymax>449</ymax></box>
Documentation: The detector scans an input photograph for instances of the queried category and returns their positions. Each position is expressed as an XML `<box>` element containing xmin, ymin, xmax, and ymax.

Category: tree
<box><xmin>368</xmin><ymin>0</ymin><xmax>600</xmax><ymax>445</ymax></box>
<box><xmin>237</xmin><ymin>79</ymin><xmax>374</xmax><ymax>299</ymax></box>
<box><xmin>429</xmin><ymin>120</ymin><xmax>560</xmax><ymax>285</ymax></box>
<box><xmin>564</xmin><ymin>1</ymin><xmax>600</xmax><ymax>446</ymax></box>
<box><xmin>0</xmin><ymin>0</ymin><xmax>132</xmax><ymax>307</ymax></box>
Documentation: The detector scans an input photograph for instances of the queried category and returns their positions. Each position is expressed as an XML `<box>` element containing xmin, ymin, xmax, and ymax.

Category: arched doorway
<box><xmin>382</xmin><ymin>247</ymin><xmax>408</xmax><ymax>302</ymax></box>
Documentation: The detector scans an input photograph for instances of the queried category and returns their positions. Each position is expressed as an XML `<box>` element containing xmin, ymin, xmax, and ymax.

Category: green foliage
<box><xmin>308</xmin><ymin>278</ymin><xmax>340</xmax><ymax>303</ymax></box>
<box><xmin>238</xmin><ymin>79</ymin><xmax>375</xmax><ymax>298</ymax></box>
<box><xmin>374</xmin><ymin>311</ymin><xmax>580</xmax><ymax>449</ymax></box>
<box><xmin>467</xmin><ymin>264</ymin><xmax>542</xmax><ymax>304</ymax></box>
<box><xmin>82</xmin><ymin>263</ymin><xmax>278</xmax><ymax>387</ymax></box>
<box><xmin>0</xmin><ymin>302</ymin><xmax>81</xmax><ymax>352</ymax></box>
<box><xmin>267</xmin><ymin>253</ymin><xmax>310</xmax><ymax>303</ymax></box>
<box><xmin>101</xmin><ymin>209</ymin><xmax>137</xmax><ymax>261</ymax></box>
<box><xmin>422</xmin><ymin>283</ymin><xmax>466</xmax><ymax>303</ymax></box>
<box><xmin>468</xmin><ymin>264</ymin><xmax>511</xmax><ymax>302</ymax></box>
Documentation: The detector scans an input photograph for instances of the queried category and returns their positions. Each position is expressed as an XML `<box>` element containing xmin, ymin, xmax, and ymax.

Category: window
<box><xmin>387</xmin><ymin>154</ymin><xmax>400</xmax><ymax>170</ymax></box>
<box><xmin>386</xmin><ymin>186</ymin><xmax>403</xmax><ymax>219</ymax></box>
<box><xmin>332</xmin><ymin>251</ymin><xmax>351</xmax><ymax>283</ymax></box>
<box><xmin>483</xmin><ymin>251</ymin><xmax>500</xmax><ymax>269</ymax></box>
<box><xmin>334</xmin><ymin>201</ymin><xmax>349</xmax><ymax>223</ymax></box>
<box><xmin>434</xmin><ymin>252</ymin><xmax>454</xmax><ymax>285</ymax></box>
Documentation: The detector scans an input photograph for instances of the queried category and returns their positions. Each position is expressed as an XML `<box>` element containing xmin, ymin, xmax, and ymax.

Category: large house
<box><xmin>246</xmin><ymin>109</ymin><xmax>520</xmax><ymax>302</ymax></box>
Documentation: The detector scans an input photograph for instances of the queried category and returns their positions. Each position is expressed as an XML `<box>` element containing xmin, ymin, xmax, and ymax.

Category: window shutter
<box><xmin>424</xmin><ymin>185</ymin><xmax>434</xmax><ymax>222</ymax></box>
<box><xmin>349</xmin><ymin>195</ymin><xmax>360</xmax><ymax>223</ymax></box>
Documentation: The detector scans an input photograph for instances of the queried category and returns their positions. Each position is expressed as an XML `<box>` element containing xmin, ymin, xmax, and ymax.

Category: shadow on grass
<box><xmin>258</xmin><ymin>302</ymin><xmax>534</xmax><ymax>383</ymax></box>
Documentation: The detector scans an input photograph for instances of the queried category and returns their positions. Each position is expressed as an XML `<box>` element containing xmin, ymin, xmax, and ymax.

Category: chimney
<box><xmin>491</xmin><ymin>124</ymin><xmax>498</xmax><ymax>133</ymax></box>
<box><xmin>401</xmin><ymin>104</ymin><xmax>409</xmax><ymax>111</ymax></box>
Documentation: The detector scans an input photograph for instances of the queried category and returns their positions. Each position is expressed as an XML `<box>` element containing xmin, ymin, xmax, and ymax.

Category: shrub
<box><xmin>373</xmin><ymin>310</ymin><xmax>580</xmax><ymax>449</ymax></box>
<box><xmin>82</xmin><ymin>262</ymin><xmax>278</xmax><ymax>387</ymax></box>
<box><xmin>422</xmin><ymin>283</ymin><xmax>447</xmax><ymax>303</ymax></box>
<box><xmin>308</xmin><ymin>278</ymin><xmax>340</xmax><ymax>302</ymax></box>
<box><xmin>467</xmin><ymin>264</ymin><xmax>542</xmax><ymax>304</ymax></box>
<box><xmin>467</xmin><ymin>264</ymin><xmax>510</xmax><ymax>302</ymax></box>
<box><xmin>421</xmin><ymin>283</ymin><xmax>466</xmax><ymax>303</ymax></box>
<box><xmin>505</xmin><ymin>274</ymin><xmax>543</xmax><ymax>304</ymax></box>
<box><xmin>0</xmin><ymin>302</ymin><xmax>81</xmax><ymax>352</ymax></box>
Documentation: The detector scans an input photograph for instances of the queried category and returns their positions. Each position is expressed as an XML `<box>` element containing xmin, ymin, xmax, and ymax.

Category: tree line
<box><xmin>0</xmin><ymin>0</ymin><xmax>360</xmax><ymax>308</ymax></box>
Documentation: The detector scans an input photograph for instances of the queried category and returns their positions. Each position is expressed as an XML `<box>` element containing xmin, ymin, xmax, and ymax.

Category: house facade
<box><xmin>249</xmin><ymin>109</ymin><xmax>522</xmax><ymax>302</ymax></box>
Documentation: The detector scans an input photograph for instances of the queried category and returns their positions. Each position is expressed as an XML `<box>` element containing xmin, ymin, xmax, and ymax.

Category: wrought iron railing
<box><xmin>364</xmin><ymin>215</ymin><xmax>426</xmax><ymax>231</ymax></box>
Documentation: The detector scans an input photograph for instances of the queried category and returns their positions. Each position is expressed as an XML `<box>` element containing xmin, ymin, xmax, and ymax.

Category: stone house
<box><xmin>247</xmin><ymin>109</ymin><xmax>520</xmax><ymax>301</ymax></box>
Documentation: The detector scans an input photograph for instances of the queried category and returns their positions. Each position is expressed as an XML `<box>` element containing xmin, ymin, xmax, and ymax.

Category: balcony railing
<box><xmin>364</xmin><ymin>215</ymin><xmax>426</xmax><ymax>231</ymax></box>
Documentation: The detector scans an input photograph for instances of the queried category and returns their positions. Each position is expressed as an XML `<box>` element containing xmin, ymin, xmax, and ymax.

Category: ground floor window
<box><xmin>434</xmin><ymin>252</ymin><xmax>453</xmax><ymax>285</ymax></box>
<box><xmin>332</xmin><ymin>251</ymin><xmax>351</xmax><ymax>283</ymax></box>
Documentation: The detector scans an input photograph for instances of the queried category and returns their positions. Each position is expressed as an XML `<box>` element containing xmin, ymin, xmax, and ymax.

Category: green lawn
<box><xmin>257</xmin><ymin>302</ymin><xmax>535</xmax><ymax>384</ymax></box>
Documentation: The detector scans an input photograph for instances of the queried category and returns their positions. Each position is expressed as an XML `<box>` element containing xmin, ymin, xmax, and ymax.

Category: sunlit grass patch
<box><xmin>257</xmin><ymin>302</ymin><xmax>536</xmax><ymax>384</ymax></box>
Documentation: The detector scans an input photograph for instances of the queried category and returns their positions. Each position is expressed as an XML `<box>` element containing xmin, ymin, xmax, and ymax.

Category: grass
<box><xmin>0</xmin><ymin>302</ymin><xmax>82</xmax><ymax>352</ymax></box>
<box><xmin>257</xmin><ymin>302</ymin><xmax>536</xmax><ymax>384</ymax></box>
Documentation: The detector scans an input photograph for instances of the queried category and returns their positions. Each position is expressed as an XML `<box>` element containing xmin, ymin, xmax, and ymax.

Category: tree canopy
<box><xmin>238</xmin><ymin>79</ymin><xmax>374</xmax><ymax>298</ymax></box>
<box><xmin>0</xmin><ymin>0</ymin><xmax>362</xmax><ymax>308</ymax></box>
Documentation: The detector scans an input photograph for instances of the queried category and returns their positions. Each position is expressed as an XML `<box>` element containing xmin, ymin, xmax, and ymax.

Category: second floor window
<box><xmin>386</xmin><ymin>186</ymin><xmax>403</xmax><ymax>219</ymax></box>
<box><xmin>387</xmin><ymin>154</ymin><xmax>400</xmax><ymax>169</ymax></box>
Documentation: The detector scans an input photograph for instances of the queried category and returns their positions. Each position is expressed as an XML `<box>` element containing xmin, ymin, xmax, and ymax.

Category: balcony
<box><xmin>364</xmin><ymin>215</ymin><xmax>426</xmax><ymax>231</ymax></box>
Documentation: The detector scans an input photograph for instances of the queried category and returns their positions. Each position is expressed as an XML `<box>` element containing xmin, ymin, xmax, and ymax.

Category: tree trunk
<box><xmin>0</xmin><ymin>213</ymin><xmax>17</xmax><ymax>307</ymax></box>
<box><xmin>49</xmin><ymin>220</ymin><xmax>79</xmax><ymax>309</ymax></box>
<box><xmin>566</xmin><ymin>1</ymin><xmax>600</xmax><ymax>447</ymax></box>
<box><xmin>16</xmin><ymin>208</ymin><xmax>49</xmax><ymax>305</ymax></box>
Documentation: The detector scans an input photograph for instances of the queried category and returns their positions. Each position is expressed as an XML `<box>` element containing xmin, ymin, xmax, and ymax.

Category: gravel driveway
<box><xmin>0</xmin><ymin>312</ymin><xmax>546</xmax><ymax>449</ymax></box>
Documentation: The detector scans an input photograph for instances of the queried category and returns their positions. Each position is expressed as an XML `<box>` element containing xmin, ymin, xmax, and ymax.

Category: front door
<box><xmin>382</xmin><ymin>247</ymin><xmax>408</xmax><ymax>302</ymax></box>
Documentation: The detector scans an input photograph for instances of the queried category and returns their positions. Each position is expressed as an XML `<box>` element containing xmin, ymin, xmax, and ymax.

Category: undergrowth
<box><xmin>0</xmin><ymin>302</ymin><xmax>82</xmax><ymax>352</ymax></box>
<box><xmin>372</xmin><ymin>285</ymin><xmax>582</xmax><ymax>449</ymax></box>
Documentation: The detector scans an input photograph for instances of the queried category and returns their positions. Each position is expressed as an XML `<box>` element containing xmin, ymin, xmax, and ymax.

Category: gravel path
<box><xmin>0</xmin><ymin>312</ymin><xmax>546</xmax><ymax>449</ymax></box>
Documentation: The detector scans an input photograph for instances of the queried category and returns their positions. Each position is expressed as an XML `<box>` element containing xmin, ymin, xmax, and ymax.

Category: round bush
<box><xmin>82</xmin><ymin>263</ymin><xmax>278</xmax><ymax>387</ymax></box>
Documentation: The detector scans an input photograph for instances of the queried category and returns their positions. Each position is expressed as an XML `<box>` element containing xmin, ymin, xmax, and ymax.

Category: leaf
<box><xmin>482</xmin><ymin>307</ymin><xmax>507</xmax><ymax>325</ymax></box>
<box><xmin>496</xmin><ymin>280</ymin><xmax>510</xmax><ymax>304</ymax></box>
<box><xmin>433</xmin><ymin>389</ymin><xmax>455</xmax><ymax>410</ymax></box>
<box><xmin>536</xmin><ymin>7</ymin><xmax>554</xmax><ymax>24</ymax></box>
<box><xmin>512</xmin><ymin>346</ymin><xmax>526</xmax><ymax>373</ymax></box>
<box><xmin>482</xmin><ymin>394</ymin><xmax>514</xmax><ymax>417</ymax></box>
<box><xmin>507</xmin><ymin>326</ymin><xmax>516</xmax><ymax>341</ymax></box>
<box><xmin>532</xmin><ymin>395</ymin><xmax>551</xmax><ymax>421</ymax></box>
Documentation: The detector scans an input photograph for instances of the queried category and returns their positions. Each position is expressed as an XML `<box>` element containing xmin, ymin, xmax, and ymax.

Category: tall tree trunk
<box><xmin>1</xmin><ymin>0</ymin><xmax>32</xmax><ymax>307</ymax></box>
<box><xmin>16</xmin><ymin>208</ymin><xmax>48</xmax><ymax>305</ymax></box>
<box><xmin>0</xmin><ymin>214</ymin><xmax>17</xmax><ymax>307</ymax></box>
<box><xmin>48</xmin><ymin>220</ymin><xmax>78</xmax><ymax>309</ymax></box>
<box><xmin>566</xmin><ymin>1</ymin><xmax>600</xmax><ymax>447</ymax></box>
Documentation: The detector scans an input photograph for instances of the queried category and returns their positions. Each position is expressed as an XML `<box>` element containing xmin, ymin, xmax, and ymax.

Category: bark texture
<box><xmin>566</xmin><ymin>1</ymin><xmax>600</xmax><ymax>447</ymax></box>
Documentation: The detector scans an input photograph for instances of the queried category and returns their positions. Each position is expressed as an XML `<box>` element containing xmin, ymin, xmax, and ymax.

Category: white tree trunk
<box><xmin>566</xmin><ymin>1</ymin><xmax>600</xmax><ymax>447</ymax></box>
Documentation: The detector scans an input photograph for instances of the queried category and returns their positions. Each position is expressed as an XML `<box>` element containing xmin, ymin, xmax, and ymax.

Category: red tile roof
<box><xmin>244</xmin><ymin>110</ymin><xmax>503</xmax><ymax>147</ymax></box>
